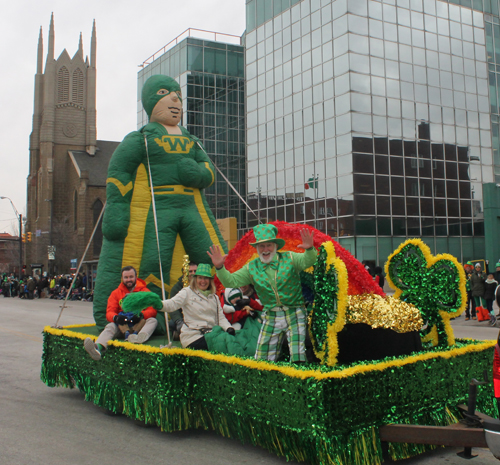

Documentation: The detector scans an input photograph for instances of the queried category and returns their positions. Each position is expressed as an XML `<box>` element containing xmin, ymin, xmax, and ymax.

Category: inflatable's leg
<box><xmin>179</xmin><ymin>192</ymin><xmax>228</xmax><ymax>266</ymax></box>
<box><xmin>199</xmin><ymin>191</ymin><xmax>228</xmax><ymax>254</ymax></box>
<box><xmin>139</xmin><ymin>210</ymin><xmax>179</xmax><ymax>335</ymax></box>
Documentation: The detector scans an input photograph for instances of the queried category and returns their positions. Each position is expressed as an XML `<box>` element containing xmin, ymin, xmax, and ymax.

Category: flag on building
<box><xmin>305</xmin><ymin>176</ymin><xmax>318</xmax><ymax>190</ymax></box>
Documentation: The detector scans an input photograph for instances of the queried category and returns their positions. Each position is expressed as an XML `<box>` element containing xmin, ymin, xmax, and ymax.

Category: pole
<box><xmin>49</xmin><ymin>200</ymin><xmax>53</xmax><ymax>276</ymax></box>
<box><xmin>0</xmin><ymin>197</ymin><xmax>22</xmax><ymax>278</ymax></box>
<box><xmin>195</xmin><ymin>141</ymin><xmax>261</xmax><ymax>222</ymax></box>
<box><xmin>19</xmin><ymin>214</ymin><xmax>22</xmax><ymax>280</ymax></box>
<box><xmin>53</xmin><ymin>201</ymin><xmax>106</xmax><ymax>328</ymax></box>
<box><xmin>313</xmin><ymin>177</ymin><xmax>317</xmax><ymax>229</ymax></box>
<box><xmin>144</xmin><ymin>135</ymin><xmax>171</xmax><ymax>348</ymax></box>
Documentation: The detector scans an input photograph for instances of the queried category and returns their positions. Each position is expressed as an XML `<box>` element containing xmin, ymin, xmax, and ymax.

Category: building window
<box><xmin>57</xmin><ymin>66</ymin><xmax>69</xmax><ymax>103</ymax></box>
<box><xmin>72</xmin><ymin>68</ymin><xmax>84</xmax><ymax>105</ymax></box>
<box><xmin>410</xmin><ymin>159</ymin><xmax>424</xmax><ymax>169</ymax></box>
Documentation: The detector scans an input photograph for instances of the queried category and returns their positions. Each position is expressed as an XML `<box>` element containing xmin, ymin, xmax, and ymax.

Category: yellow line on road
<box><xmin>0</xmin><ymin>327</ymin><xmax>42</xmax><ymax>342</ymax></box>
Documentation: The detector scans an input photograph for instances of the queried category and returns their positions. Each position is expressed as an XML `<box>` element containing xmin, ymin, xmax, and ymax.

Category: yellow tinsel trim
<box><xmin>44</xmin><ymin>325</ymin><xmax>98</xmax><ymax>342</ymax></box>
<box><xmin>384</xmin><ymin>239</ymin><xmax>468</xmax><ymax>347</ymax></box>
<box><xmin>60</xmin><ymin>323</ymin><xmax>97</xmax><ymax>329</ymax></box>
<box><xmin>43</xmin><ymin>325</ymin><xmax>495</xmax><ymax>381</ymax></box>
<box><xmin>421</xmin><ymin>325</ymin><xmax>438</xmax><ymax>347</ymax></box>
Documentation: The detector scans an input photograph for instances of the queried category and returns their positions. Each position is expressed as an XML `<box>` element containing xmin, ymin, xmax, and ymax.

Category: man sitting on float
<box><xmin>84</xmin><ymin>266</ymin><xmax>158</xmax><ymax>360</ymax></box>
<box><xmin>208</xmin><ymin>224</ymin><xmax>316</xmax><ymax>364</ymax></box>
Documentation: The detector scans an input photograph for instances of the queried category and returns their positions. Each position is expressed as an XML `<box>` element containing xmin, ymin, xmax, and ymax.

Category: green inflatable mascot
<box><xmin>93</xmin><ymin>75</ymin><xmax>228</xmax><ymax>333</ymax></box>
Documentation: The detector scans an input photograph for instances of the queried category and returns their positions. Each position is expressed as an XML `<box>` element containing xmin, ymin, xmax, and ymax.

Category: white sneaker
<box><xmin>84</xmin><ymin>337</ymin><xmax>101</xmax><ymax>360</ymax></box>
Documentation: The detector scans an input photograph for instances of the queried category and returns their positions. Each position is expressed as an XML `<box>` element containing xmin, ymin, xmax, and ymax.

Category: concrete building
<box><xmin>245</xmin><ymin>0</ymin><xmax>500</xmax><ymax>265</ymax></box>
<box><xmin>0</xmin><ymin>234</ymin><xmax>20</xmax><ymax>275</ymax></box>
<box><xmin>137</xmin><ymin>31</ymin><xmax>247</xmax><ymax>234</ymax></box>
<box><xmin>26</xmin><ymin>15</ymin><xmax>119</xmax><ymax>278</ymax></box>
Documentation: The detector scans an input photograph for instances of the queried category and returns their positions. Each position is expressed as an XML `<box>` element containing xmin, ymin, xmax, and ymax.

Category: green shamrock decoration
<box><xmin>385</xmin><ymin>239</ymin><xmax>467</xmax><ymax>348</ymax></box>
<box><xmin>309</xmin><ymin>242</ymin><xmax>348</xmax><ymax>366</ymax></box>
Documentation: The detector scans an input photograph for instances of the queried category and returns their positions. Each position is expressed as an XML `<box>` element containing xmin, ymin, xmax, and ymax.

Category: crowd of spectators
<box><xmin>1</xmin><ymin>272</ymin><xmax>93</xmax><ymax>301</ymax></box>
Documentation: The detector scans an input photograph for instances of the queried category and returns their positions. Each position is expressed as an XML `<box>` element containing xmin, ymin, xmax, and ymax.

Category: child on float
<box><xmin>159</xmin><ymin>263</ymin><xmax>234</xmax><ymax>350</ymax></box>
<box><xmin>222</xmin><ymin>285</ymin><xmax>263</xmax><ymax>329</ymax></box>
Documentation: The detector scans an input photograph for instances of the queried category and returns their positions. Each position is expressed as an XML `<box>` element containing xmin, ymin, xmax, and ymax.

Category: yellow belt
<box><xmin>153</xmin><ymin>185</ymin><xmax>199</xmax><ymax>195</ymax></box>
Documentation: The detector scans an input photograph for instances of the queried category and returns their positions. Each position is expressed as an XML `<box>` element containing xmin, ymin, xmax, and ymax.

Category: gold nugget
<box><xmin>346</xmin><ymin>294</ymin><xmax>423</xmax><ymax>333</ymax></box>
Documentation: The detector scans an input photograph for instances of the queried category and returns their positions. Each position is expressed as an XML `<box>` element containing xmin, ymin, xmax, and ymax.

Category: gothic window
<box><xmin>72</xmin><ymin>68</ymin><xmax>84</xmax><ymax>105</ymax></box>
<box><xmin>73</xmin><ymin>190</ymin><xmax>78</xmax><ymax>231</ymax></box>
<box><xmin>36</xmin><ymin>170</ymin><xmax>42</xmax><ymax>220</ymax></box>
<box><xmin>57</xmin><ymin>66</ymin><xmax>70</xmax><ymax>103</ymax></box>
<box><xmin>92</xmin><ymin>199</ymin><xmax>104</xmax><ymax>257</ymax></box>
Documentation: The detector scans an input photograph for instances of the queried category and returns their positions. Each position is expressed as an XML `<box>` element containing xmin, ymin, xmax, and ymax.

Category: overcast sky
<box><xmin>0</xmin><ymin>0</ymin><xmax>246</xmax><ymax>235</ymax></box>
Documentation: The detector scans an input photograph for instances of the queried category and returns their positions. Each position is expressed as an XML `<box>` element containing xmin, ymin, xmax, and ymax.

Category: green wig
<box><xmin>121</xmin><ymin>292</ymin><xmax>163</xmax><ymax>314</ymax></box>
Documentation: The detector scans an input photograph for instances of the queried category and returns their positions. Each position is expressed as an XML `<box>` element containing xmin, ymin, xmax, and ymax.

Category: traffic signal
<box><xmin>27</xmin><ymin>232</ymin><xmax>32</xmax><ymax>242</ymax></box>
<box><xmin>22</xmin><ymin>233</ymin><xmax>26</xmax><ymax>243</ymax></box>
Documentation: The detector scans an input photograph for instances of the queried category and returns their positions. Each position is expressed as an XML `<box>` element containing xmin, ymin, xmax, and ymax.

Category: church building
<box><xmin>26</xmin><ymin>15</ymin><xmax>119</xmax><ymax>280</ymax></box>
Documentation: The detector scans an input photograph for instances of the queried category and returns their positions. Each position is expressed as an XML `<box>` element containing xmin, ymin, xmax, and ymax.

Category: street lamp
<box><xmin>44</xmin><ymin>198</ymin><xmax>54</xmax><ymax>276</ymax></box>
<box><xmin>0</xmin><ymin>196</ymin><xmax>23</xmax><ymax>278</ymax></box>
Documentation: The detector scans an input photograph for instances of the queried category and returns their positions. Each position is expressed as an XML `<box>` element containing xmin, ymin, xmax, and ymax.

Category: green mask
<box><xmin>141</xmin><ymin>75</ymin><xmax>182</xmax><ymax>119</ymax></box>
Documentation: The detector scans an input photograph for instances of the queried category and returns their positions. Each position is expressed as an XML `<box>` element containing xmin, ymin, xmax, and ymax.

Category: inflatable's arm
<box><xmin>102</xmin><ymin>132</ymin><xmax>146</xmax><ymax>241</ymax></box>
<box><xmin>177</xmin><ymin>133</ymin><xmax>215</xmax><ymax>189</ymax></box>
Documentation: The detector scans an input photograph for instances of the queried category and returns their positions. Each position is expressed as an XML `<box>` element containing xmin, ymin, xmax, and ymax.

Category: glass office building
<box><xmin>245</xmin><ymin>0</ymin><xmax>499</xmax><ymax>265</ymax></box>
<box><xmin>138</xmin><ymin>35</ymin><xmax>247</xmax><ymax>231</ymax></box>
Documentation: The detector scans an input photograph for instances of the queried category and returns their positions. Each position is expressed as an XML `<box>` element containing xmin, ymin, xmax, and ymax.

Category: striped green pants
<box><xmin>254</xmin><ymin>307</ymin><xmax>306</xmax><ymax>362</ymax></box>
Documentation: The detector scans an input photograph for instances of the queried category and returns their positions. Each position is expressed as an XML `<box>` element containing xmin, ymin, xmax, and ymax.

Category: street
<box><xmin>0</xmin><ymin>297</ymin><xmax>499</xmax><ymax>465</ymax></box>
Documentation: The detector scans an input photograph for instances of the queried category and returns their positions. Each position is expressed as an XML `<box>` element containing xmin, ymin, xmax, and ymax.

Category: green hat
<box><xmin>194</xmin><ymin>263</ymin><xmax>213</xmax><ymax>278</ymax></box>
<box><xmin>250</xmin><ymin>224</ymin><xmax>285</xmax><ymax>250</ymax></box>
<box><xmin>496</xmin><ymin>263</ymin><xmax>500</xmax><ymax>268</ymax></box>
<box><xmin>228</xmin><ymin>288</ymin><xmax>243</xmax><ymax>301</ymax></box>
<box><xmin>141</xmin><ymin>75</ymin><xmax>182</xmax><ymax>119</ymax></box>
<box><xmin>466</xmin><ymin>261</ymin><xmax>473</xmax><ymax>265</ymax></box>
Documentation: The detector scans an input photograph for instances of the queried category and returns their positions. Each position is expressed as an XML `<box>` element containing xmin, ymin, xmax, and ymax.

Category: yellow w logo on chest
<box><xmin>154</xmin><ymin>135</ymin><xmax>195</xmax><ymax>154</ymax></box>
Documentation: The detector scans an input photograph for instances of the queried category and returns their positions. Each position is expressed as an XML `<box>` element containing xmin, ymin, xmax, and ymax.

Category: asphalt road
<box><xmin>1</xmin><ymin>297</ymin><xmax>499</xmax><ymax>465</ymax></box>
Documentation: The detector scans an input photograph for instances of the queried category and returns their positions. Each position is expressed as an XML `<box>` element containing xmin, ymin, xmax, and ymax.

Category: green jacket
<box><xmin>216</xmin><ymin>247</ymin><xmax>317</xmax><ymax>313</ymax></box>
<box><xmin>470</xmin><ymin>271</ymin><xmax>486</xmax><ymax>297</ymax></box>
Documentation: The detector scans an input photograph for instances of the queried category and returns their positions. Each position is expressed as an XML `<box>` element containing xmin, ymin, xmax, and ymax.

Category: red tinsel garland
<box><xmin>215</xmin><ymin>221</ymin><xmax>385</xmax><ymax>298</ymax></box>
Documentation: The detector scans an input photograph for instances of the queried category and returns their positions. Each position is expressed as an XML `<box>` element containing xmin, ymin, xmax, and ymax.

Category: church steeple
<box><xmin>37</xmin><ymin>27</ymin><xmax>43</xmax><ymax>74</ymax></box>
<box><xmin>86</xmin><ymin>19</ymin><xmax>97</xmax><ymax>154</ymax></box>
<box><xmin>90</xmin><ymin>19</ymin><xmax>96</xmax><ymax>68</ymax></box>
<box><xmin>77</xmin><ymin>32</ymin><xmax>84</xmax><ymax>60</ymax></box>
<box><xmin>45</xmin><ymin>12</ymin><xmax>54</xmax><ymax>68</ymax></box>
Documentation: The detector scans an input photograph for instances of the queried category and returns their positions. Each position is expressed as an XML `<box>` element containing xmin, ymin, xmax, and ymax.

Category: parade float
<box><xmin>41</xmin><ymin>222</ymin><xmax>498</xmax><ymax>464</ymax></box>
<box><xmin>41</xmin><ymin>75</ymin><xmax>498</xmax><ymax>464</ymax></box>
